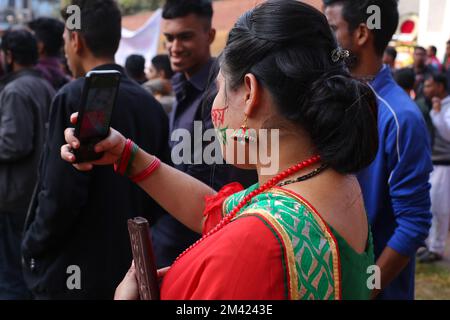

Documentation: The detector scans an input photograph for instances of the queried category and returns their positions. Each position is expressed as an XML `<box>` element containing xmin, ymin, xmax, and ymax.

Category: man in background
<box><xmin>125</xmin><ymin>54</ymin><xmax>147</xmax><ymax>84</ymax></box>
<box><xmin>412</xmin><ymin>46</ymin><xmax>435</xmax><ymax>100</ymax></box>
<box><xmin>152</xmin><ymin>0</ymin><xmax>257</xmax><ymax>268</ymax></box>
<box><xmin>22</xmin><ymin>0</ymin><xmax>169</xmax><ymax>299</ymax></box>
<box><xmin>0</xmin><ymin>29</ymin><xmax>55</xmax><ymax>300</ymax></box>
<box><xmin>419</xmin><ymin>74</ymin><xmax>450</xmax><ymax>263</ymax></box>
<box><xmin>394</xmin><ymin>68</ymin><xmax>434</xmax><ymax>138</ymax></box>
<box><xmin>427</xmin><ymin>45</ymin><xmax>443</xmax><ymax>72</ymax></box>
<box><xmin>143</xmin><ymin>54</ymin><xmax>175</xmax><ymax>114</ymax></box>
<box><xmin>383</xmin><ymin>46</ymin><xmax>397</xmax><ymax>71</ymax></box>
<box><xmin>324</xmin><ymin>0</ymin><xmax>433</xmax><ymax>300</ymax></box>
<box><xmin>28</xmin><ymin>17</ymin><xmax>70</xmax><ymax>90</ymax></box>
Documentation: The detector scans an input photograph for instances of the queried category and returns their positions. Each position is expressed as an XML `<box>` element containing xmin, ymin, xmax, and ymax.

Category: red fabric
<box><xmin>202</xmin><ymin>182</ymin><xmax>244</xmax><ymax>234</ymax></box>
<box><xmin>160</xmin><ymin>215</ymin><xmax>287</xmax><ymax>300</ymax></box>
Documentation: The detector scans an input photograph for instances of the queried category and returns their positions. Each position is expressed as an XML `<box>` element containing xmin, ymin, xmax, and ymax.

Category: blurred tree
<box><xmin>59</xmin><ymin>0</ymin><xmax>162</xmax><ymax>14</ymax></box>
<box><xmin>118</xmin><ymin>0</ymin><xmax>163</xmax><ymax>15</ymax></box>
<box><xmin>60</xmin><ymin>0</ymin><xmax>220</xmax><ymax>16</ymax></box>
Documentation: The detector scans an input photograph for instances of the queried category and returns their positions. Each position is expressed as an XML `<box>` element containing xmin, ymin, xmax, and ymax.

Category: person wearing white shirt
<box><xmin>420</xmin><ymin>73</ymin><xmax>450</xmax><ymax>262</ymax></box>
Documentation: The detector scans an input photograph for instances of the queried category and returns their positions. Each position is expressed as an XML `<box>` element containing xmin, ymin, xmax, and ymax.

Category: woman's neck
<box><xmin>256</xmin><ymin>130</ymin><xmax>319</xmax><ymax>186</ymax></box>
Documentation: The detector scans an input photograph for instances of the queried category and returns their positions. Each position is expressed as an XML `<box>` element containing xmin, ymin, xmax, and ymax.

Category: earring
<box><xmin>231</xmin><ymin>115</ymin><xmax>257</xmax><ymax>144</ymax></box>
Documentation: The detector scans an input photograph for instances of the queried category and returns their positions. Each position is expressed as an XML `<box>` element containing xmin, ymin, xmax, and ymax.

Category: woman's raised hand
<box><xmin>61</xmin><ymin>113</ymin><xmax>127</xmax><ymax>171</ymax></box>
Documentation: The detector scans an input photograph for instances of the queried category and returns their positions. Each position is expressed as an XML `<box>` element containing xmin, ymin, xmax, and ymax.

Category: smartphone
<box><xmin>73</xmin><ymin>70</ymin><xmax>121</xmax><ymax>163</ymax></box>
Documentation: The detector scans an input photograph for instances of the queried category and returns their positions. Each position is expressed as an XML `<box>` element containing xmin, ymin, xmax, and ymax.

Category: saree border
<box><xmin>236</xmin><ymin>210</ymin><xmax>300</xmax><ymax>300</ymax></box>
<box><xmin>269</xmin><ymin>187</ymin><xmax>343</xmax><ymax>300</ymax></box>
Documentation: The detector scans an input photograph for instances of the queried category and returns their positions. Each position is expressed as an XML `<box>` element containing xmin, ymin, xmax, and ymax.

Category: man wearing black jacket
<box><xmin>22</xmin><ymin>0</ymin><xmax>169</xmax><ymax>299</ymax></box>
<box><xmin>0</xmin><ymin>29</ymin><xmax>55</xmax><ymax>300</ymax></box>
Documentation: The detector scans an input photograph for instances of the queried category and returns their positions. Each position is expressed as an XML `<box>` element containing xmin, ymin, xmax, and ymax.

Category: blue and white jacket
<box><xmin>358</xmin><ymin>65</ymin><xmax>433</xmax><ymax>300</ymax></box>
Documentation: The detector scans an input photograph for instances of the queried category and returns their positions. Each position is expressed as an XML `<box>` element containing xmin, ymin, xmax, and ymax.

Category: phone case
<box><xmin>73</xmin><ymin>70</ymin><xmax>121</xmax><ymax>163</ymax></box>
<box><xmin>127</xmin><ymin>217</ymin><xmax>160</xmax><ymax>300</ymax></box>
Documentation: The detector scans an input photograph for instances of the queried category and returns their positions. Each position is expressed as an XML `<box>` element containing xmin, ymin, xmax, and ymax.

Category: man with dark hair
<box><xmin>143</xmin><ymin>54</ymin><xmax>175</xmax><ymax>114</ymax></box>
<box><xmin>412</xmin><ymin>46</ymin><xmax>435</xmax><ymax>99</ymax></box>
<box><xmin>148</xmin><ymin>54</ymin><xmax>174</xmax><ymax>80</ymax></box>
<box><xmin>427</xmin><ymin>45</ymin><xmax>442</xmax><ymax>72</ymax></box>
<box><xmin>125</xmin><ymin>54</ymin><xmax>147</xmax><ymax>85</ymax></box>
<box><xmin>152</xmin><ymin>0</ymin><xmax>257</xmax><ymax>268</ymax></box>
<box><xmin>383</xmin><ymin>46</ymin><xmax>397</xmax><ymax>71</ymax></box>
<box><xmin>0</xmin><ymin>29</ymin><xmax>55</xmax><ymax>299</ymax></box>
<box><xmin>324</xmin><ymin>0</ymin><xmax>433</xmax><ymax>300</ymax></box>
<box><xmin>394</xmin><ymin>68</ymin><xmax>434</xmax><ymax>138</ymax></box>
<box><xmin>419</xmin><ymin>74</ymin><xmax>450</xmax><ymax>263</ymax></box>
<box><xmin>394</xmin><ymin>68</ymin><xmax>415</xmax><ymax>95</ymax></box>
<box><xmin>162</xmin><ymin>0</ymin><xmax>214</xmax><ymax>76</ymax></box>
<box><xmin>21</xmin><ymin>0</ymin><xmax>170</xmax><ymax>299</ymax></box>
<box><xmin>28</xmin><ymin>17</ymin><xmax>70</xmax><ymax>90</ymax></box>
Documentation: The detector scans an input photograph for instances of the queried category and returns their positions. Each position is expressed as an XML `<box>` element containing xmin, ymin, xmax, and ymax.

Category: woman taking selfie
<box><xmin>61</xmin><ymin>0</ymin><xmax>378</xmax><ymax>300</ymax></box>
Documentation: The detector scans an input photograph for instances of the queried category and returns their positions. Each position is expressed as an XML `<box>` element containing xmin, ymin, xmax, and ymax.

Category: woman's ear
<box><xmin>243</xmin><ymin>73</ymin><xmax>260</xmax><ymax>117</ymax></box>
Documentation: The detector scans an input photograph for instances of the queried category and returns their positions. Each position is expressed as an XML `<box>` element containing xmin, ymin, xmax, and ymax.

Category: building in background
<box><xmin>2</xmin><ymin>0</ymin><xmax>447</xmax><ymax>68</ymax></box>
<box><xmin>393</xmin><ymin>0</ymin><xmax>450</xmax><ymax>67</ymax></box>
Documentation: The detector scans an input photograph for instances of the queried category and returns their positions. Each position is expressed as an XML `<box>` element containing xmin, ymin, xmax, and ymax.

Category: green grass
<box><xmin>415</xmin><ymin>261</ymin><xmax>450</xmax><ymax>300</ymax></box>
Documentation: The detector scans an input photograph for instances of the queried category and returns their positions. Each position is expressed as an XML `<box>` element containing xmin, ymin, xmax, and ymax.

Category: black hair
<box><xmin>222</xmin><ymin>0</ymin><xmax>378</xmax><ymax>174</ymax></box>
<box><xmin>415</xmin><ymin>46</ymin><xmax>426</xmax><ymax>53</ymax></box>
<box><xmin>385</xmin><ymin>46</ymin><xmax>397</xmax><ymax>60</ymax></box>
<box><xmin>323</xmin><ymin>0</ymin><xmax>399</xmax><ymax>56</ymax></box>
<box><xmin>1</xmin><ymin>29</ymin><xmax>38</xmax><ymax>66</ymax></box>
<box><xmin>62</xmin><ymin>0</ymin><xmax>121</xmax><ymax>58</ymax></box>
<box><xmin>28</xmin><ymin>17</ymin><xmax>65</xmax><ymax>57</ymax></box>
<box><xmin>394</xmin><ymin>68</ymin><xmax>415</xmax><ymax>91</ymax></box>
<box><xmin>125</xmin><ymin>54</ymin><xmax>146</xmax><ymax>79</ymax></box>
<box><xmin>163</xmin><ymin>0</ymin><xmax>213</xmax><ymax>27</ymax></box>
<box><xmin>429</xmin><ymin>46</ymin><xmax>437</xmax><ymax>55</ymax></box>
<box><xmin>151</xmin><ymin>54</ymin><xmax>174</xmax><ymax>79</ymax></box>
<box><xmin>426</xmin><ymin>73</ymin><xmax>449</xmax><ymax>92</ymax></box>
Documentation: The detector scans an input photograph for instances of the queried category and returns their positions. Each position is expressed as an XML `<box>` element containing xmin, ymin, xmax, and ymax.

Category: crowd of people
<box><xmin>385</xmin><ymin>41</ymin><xmax>450</xmax><ymax>264</ymax></box>
<box><xmin>0</xmin><ymin>0</ymin><xmax>448</xmax><ymax>300</ymax></box>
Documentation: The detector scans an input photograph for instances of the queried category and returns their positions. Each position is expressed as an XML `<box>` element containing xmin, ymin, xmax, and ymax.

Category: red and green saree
<box><xmin>160</xmin><ymin>183</ymin><xmax>374</xmax><ymax>300</ymax></box>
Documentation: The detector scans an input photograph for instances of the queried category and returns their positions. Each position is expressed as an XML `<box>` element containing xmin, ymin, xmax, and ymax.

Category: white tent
<box><xmin>115</xmin><ymin>9</ymin><xmax>162</xmax><ymax>68</ymax></box>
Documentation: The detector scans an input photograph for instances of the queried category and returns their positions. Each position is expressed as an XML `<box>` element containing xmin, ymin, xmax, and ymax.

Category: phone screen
<box><xmin>73</xmin><ymin>71</ymin><xmax>121</xmax><ymax>163</ymax></box>
<box><xmin>78</xmin><ymin>74</ymin><xmax>120</xmax><ymax>141</ymax></box>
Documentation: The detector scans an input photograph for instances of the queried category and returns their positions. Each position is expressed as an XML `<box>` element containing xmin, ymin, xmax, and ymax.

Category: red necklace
<box><xmin>174</xmin><ymin>154</ymin><xmax>322</xmax><ymax>263</ymax></box>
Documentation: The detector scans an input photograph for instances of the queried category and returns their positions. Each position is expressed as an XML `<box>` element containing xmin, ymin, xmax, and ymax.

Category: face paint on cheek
<box><xmin>216</xmin><ymin>126</ymin><xmax>229</xmax><ymax>146</ymax></box>
<box><xmin>211</xmin><ymin>106</ymin><xmax>229</xmax><ymax>127</ymax></box>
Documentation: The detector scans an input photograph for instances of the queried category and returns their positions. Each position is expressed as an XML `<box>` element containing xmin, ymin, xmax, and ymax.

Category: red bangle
<box><xmin>114</xmin><ymin>139</ymin><xmax>133</xmax><ymax>175</ymax></box>
<box><xmin>130</xmin><ymin>157</ymin><xmax>161</xmax><ymax>183</ymax></box>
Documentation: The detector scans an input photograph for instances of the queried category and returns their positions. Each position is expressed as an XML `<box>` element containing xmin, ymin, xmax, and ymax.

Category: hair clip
<box><xmin>331</xmin><ymin>48</ymin><xmax>350</xmax><ymax>63</ymax></box>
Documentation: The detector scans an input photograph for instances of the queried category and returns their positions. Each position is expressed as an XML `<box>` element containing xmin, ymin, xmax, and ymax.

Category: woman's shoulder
<box><xmin>227</xmin><ymin>186</ymin><xmax>325</xmax><ymax>231</ymax></box>
<box><xmin>234</xmin><ymin>188</ymin><xmax>342</xmax><ymax>300</ymax></box>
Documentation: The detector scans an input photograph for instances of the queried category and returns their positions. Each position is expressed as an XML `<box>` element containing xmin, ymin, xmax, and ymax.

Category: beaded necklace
<box><xmin>174</xmin><ymin>155</ymin><xmax>322</xmax><ymax>263</ymax></box>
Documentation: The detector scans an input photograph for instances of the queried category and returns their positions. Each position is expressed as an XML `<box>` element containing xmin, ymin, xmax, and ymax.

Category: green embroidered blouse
<box><xmin>223</xmin><ymin>184</ymin><xmax>375</xmax><ymax>300</ymax></box>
